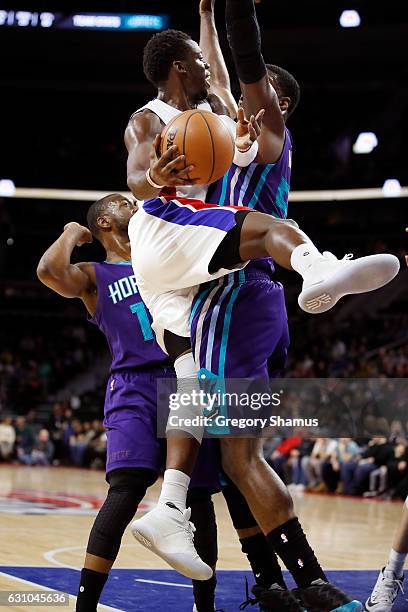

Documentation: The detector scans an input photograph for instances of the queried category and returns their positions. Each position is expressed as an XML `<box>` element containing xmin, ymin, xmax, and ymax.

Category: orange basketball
<box><xmin>160</xmin><ymin>109</ymin><xmax>234</xmax><ymax>185</ymax></box>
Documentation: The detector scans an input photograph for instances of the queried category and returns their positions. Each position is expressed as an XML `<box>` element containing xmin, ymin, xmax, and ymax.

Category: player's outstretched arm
<box><xmin>225</xmin><ymin>0</ymin><xmax>285</xmax><ymax>163</ymax></box>
<box><xmin>125</xmin><ymin>111</ymin><xmax>197</xmax><ymax>200</ymax></box>
<box><xmin>37</xmin><ymin>222</ymin><xmax>94</xmax><ymax>300</ymax></box>
<box><xmin>199</xmin><ymin>0</ymin><xmax>238</xmax><ymax>118</ymax></box>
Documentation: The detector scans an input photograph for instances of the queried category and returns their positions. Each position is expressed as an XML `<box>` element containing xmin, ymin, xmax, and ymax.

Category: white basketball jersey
<box><xmin>135</xmin><ymin>98</ymin><xmax>237</xmax><ymax>202</ymax></box>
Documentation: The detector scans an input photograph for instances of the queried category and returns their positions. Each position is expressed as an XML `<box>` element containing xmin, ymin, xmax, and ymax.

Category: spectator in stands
<box><xmin>287</xmin><ymin>438</ymin><xmax>315</xmax><ymax>490</ymax></box>
<box><xmin>341</xmin><ymin>436</ymin><xmax>394</xmax><ymax>495</ymax></box>
<box><xmin>26</xmin><ymin>409</ymin><xmax>41</xmax><ymax>434</ymax></box>
<box><xmin>14</xmin><ymin>415</ymin><xmax>35</xmax><ymax>458</ymax></box>
<box><xmin>82</xmin><ymin>420</ymin><xmax>107</xmax><ymax>469</ymax></box>
<box><xmin>0</xmin><ymin>416</ymin><xmax>16</xmax><ymax>461</ymax></box>
<box><xmin>18</xmin><ymin>428</ymin><xmax>54</xmax><ymax>466</ymax></box>
<box><xmin>301</xmin><ymin>438</ymin><xmax>339</xmax><ymax>490</ymax></box>
<box><xmin>321</xmin><ymin>438</ymin><xmax>360</xmax><ymax>493</ymax></box>
<box><xmin>47</xmin><ymin>402</ymin><xmax>66</xmax><ymax>464</ymax></box>
<box><xmin>389</xmin><ymin>420</ymin><xmax>406</xmax><ymax>443</ymax></box>
<box><xmin>68</xmin><ymin>419</ymin><xmax>88</xmax><ymax>466</ymax></box>
<box><xmin>385</xmin><ymin>442</ymin><xmax>408</xmax><ymax>497</ymax></box>
<box><xmin>267</xmin><ymin>435</ymin><xmax>303</xmax><ymax>484</ymax></box>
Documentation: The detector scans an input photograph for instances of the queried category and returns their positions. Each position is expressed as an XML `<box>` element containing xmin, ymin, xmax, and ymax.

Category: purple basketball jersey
<box><xmin>207</xmin><ymin>127</ymin><xmax>292</xmax><ymax>276</ymax></box>
<box><xmin>88</xmin><ymin>261</ymin><xmax>221</xmax><ymax>486</ymax></box>
<box><xmin>207</xmin><ymin>127</ymin><xmax>292</xmax><ymax>217</ymax></box>
<box><xmin>190</xmin><ymin>128</ymin><xmax>292</xmax><ymax>377</ymax></box>
<box><xmin>89</xmin><ymin>261</ymin><xmax>169</xmax><ymax>373</ymax></box>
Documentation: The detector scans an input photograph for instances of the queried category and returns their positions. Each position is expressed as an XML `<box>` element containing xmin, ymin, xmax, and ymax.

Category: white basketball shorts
<box><xmin>128</xmin><ymin>196</ymin><xmax>248</xmax><ymax>352</ymax></box>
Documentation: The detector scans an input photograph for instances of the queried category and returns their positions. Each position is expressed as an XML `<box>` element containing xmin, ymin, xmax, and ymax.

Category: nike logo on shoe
<box><xmin>165</xmin><ymin>501</ymin><xmax>183</xmax><ymax>513</ymax></box>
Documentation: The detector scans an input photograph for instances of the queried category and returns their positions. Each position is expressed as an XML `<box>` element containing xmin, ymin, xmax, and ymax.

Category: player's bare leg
<box><xmin>221</xmin><ymin>438</ymin><xmax>295</xmax><ymax>533</ymax></box>
<box><xmin>166</xmin><ymin>434</ymin><xmax>201</xmax><ymax>475</ymax></box>
<box><xmin>365</xmin><ymin>500</ymin><xmax>408</xmax><ymax>611</ymax></box>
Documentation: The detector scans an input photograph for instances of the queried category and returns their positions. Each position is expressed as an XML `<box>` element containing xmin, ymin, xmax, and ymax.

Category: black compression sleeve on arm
<box><xmin>225</xmin><ymin>0</ymin><xmax>267</xmax><ymax>84</ymax></box>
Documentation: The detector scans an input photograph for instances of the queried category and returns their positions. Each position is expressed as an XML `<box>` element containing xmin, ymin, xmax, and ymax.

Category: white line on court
<box><xmin>0</xmin><ymin>571</ymin><xmax>124</xmax><ymax>612</ymax></box>
<box><xmin>44</xmin><ymin>543</ymin><xmax>380</xmax><ymax>574</ymax></box>
<box><xmin>43</xmin><ymin>546</ymin><xmax>83</xmax><ymax>571</ymax></box>
<box><xmin>43</xmin><ymin>543</ymin><xmax>155</xmax><ymax>571</ymax></box>
<box><xmin>135</xmin><ymin>578</ymin><xmax>193</xmax><ymax>588</ymax></box>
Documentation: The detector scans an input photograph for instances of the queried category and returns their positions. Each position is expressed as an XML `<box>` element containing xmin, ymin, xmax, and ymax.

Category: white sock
<box><xmin>386</xmin><ymin>549</ymin><xmax>406</xmax><ymax>578</ymax></box>
<box><xmin>174</xmin><ymin>351</ymin><xmax>196</xmax><ymax>377</ymax></box>
<box><xmin>291</xmin><ymin>243</ymin><xmax>322</xmax><ymax>277</ymax></box>
<box><xmin>158</xmin><ymin>468</ymin><xmax>190</xmax><ymax>511</ymax></box>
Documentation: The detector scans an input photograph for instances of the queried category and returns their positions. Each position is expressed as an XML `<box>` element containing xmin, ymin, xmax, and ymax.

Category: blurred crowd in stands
<box><xmin>285</xmin><ymin>311</ymin><xmax>408</xmax><ymax>378</ymax></box>
<box><xmin>1</xmin><ymin>410</ymin><xmax>407</xmax><ymax>503</ymax></box>
<box><xmin>0</xmin><ymin>323</ymin><xmax>99</xmax><ymax>414</ymax></box>
<box><xmin>1</xmin><ymin>312</ymin><xmax>407</xmax><ymax>418</ymax></box>
<box><xmin>265</xmin><ymin>433</ymin><xmax>408</xmax><ymax>502</ymax></box>
<box><xmin>0</xmin><ymin>407</ymin><xmax>107</xmax><ymax>470</ymax></box>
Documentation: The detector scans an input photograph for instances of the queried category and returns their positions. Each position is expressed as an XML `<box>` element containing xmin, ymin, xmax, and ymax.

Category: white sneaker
<box><xmin>131</xmin><ymin>502</ymin><xmax>213</xmax><ymax>580</ymax></box>
<box><xmin>298</xmin><ymin>252</ymin><xmax>400</xmax><ymax>314</ymax></box>
<box><xmin>364</xmin><ymin>567</ymin><xmax>404</xmax><ymax>611</ymax></box>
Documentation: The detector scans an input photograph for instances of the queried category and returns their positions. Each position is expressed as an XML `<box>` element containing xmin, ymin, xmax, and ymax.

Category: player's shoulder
<box><xmin>127</xmin><ymin>108</ymin><xmax>162</xmax><ymax>134</ymax></box>
<box><xmin>125</xmin><ymin>108</ymin><xmax>162</xmax><ymax>151</ymax></box>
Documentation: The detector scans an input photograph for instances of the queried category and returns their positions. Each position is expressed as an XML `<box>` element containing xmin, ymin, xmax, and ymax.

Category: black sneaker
<box><xmin>240</xmin><ymin>581</ymin><xmax>306</xmax><ymax>611</ymax></box>
<box><xmin>293</xmin><ymin>579</ymin><xmax>363</xmax><ymax>612</ymax></box>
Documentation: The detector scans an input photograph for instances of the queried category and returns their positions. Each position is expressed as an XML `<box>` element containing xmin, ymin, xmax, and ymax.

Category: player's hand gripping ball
<box><xmin>159</xmin><ymin>109</ymin><xmax>235</xmax><ymax>185</ymax></box>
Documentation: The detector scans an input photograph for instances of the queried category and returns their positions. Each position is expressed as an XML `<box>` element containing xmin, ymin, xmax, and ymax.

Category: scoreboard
<box><xmin>0</xmin><ymin>10</ymin><xmax>169</xmax><ymax>30</ymax></box>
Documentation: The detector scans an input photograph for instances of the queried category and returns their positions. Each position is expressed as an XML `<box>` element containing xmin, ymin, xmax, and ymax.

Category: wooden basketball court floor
<box><xmin>1</xmin><ymin>466</ymin><xmax>407</xmax><ymax>611</ymax></box>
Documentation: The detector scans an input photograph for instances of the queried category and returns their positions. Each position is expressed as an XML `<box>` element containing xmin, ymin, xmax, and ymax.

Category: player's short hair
<box><xmin>266</xmin><ymin>64</ymin><xmax>300</xmax><ymax>117</ymax></box>
<box><xmin>87</xmin><ymin>193</ymin><xmax>121</xmax><ymax>237</ymax></box>
<box><xmin>143</xmin><ymin>29</ymin><xmax>193</xmax><ymax>87</ymax></box>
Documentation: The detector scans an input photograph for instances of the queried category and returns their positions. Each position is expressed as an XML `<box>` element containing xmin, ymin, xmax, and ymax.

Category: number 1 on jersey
<box><xmin>130</xmin><ymin>302</ymin><xmax>154</xmax><ymax>341</ymax></box>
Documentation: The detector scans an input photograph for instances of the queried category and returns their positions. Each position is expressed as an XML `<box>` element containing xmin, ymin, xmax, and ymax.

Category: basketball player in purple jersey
<box><xmin>193</xmin><ymin>1</ymin><xmax>303</xmax><ymax>609</ymax></box>
<box><xmin>199</xmin><ymin>2</ymin><xmax>370</xmax><ymax>609</ymax></box>
<box><xmin>36</xmin><ymin>195</ymin><xmax>224</xmax><ymax>612</ymax></box>
<box><xmin>126</xmin><ymin>20</ymin><xmax>398</xmax><ymax>612</ymax></box>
